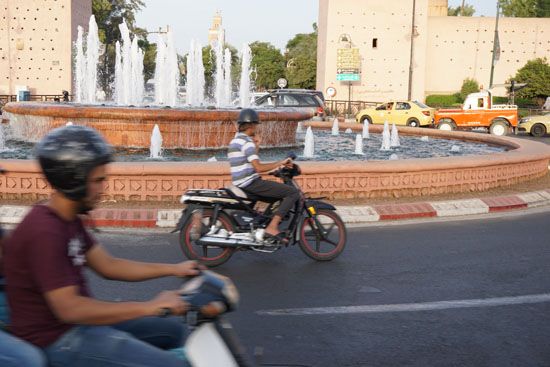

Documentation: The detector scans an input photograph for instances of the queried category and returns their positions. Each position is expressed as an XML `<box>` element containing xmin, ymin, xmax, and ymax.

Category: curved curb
<box><xmin>1</xmin><ymin>190</ymin><xmax>549</xmax><ymax>229</ymax></box>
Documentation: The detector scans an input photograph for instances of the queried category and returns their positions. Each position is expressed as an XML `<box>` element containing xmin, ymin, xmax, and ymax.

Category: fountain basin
<box><xmin>1</xmin><ymin>122</ymin><xmax>549</xmax><ymax>202</ymax></box>
<box><xmin>3</xmin><ymin>102</ymin><xmax>312</xmax><ymax>149</ymax></box>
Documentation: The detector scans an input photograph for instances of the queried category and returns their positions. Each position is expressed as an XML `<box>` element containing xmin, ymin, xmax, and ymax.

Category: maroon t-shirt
<box><xmin>4</xmin><ymin>205</ymin><xmax>95</xmax><ymax>347</ymax></box>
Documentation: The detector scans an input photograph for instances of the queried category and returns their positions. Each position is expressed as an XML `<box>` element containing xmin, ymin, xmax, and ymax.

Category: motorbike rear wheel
<box><xmin>299</xmin><ymin>209</ymin><xmax>347</xmax><ymax>261</ymax></box>
<box><xmin>179</xmin><ymin>208</ymin><xmax>236</xmax><ymax>267</ymax></box>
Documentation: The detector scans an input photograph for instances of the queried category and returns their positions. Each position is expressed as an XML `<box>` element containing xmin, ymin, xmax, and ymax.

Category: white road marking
<box><xmin>257</xmin><ymin>293</ymin><xmax>550</xmax><ymax>316</ymax></box>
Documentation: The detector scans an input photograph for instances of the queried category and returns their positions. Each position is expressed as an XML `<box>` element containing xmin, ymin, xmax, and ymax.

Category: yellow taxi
<box><xmin>517</xmin><ymin>112</ymin><xmax>550</xmax><ymax>137</ymax></box>
<box><xmin>356</xmin><ymin>101</ymin><xmax>435</xmax><ymax>127</ymax></box>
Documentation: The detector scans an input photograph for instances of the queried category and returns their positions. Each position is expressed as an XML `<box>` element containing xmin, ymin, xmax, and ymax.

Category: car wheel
<box><xmin>489</xmin><ymin>120</ymin><xmax>509</xmax><ymax>136</ymax></box>
<box><xmin>530</xmin><ymin>123</ymin><xmax>547</xmax><ymax>137</ymax></box>
<box><xmin>437</xmin><ymin>119</ymin><xmax>455</xmax><ymax>131</ymax></box>
<box><xmin>360</xmin><ymin>115</ymin><xmax>372</xmax><ymax>124</ymax></box>
<box><xmin>407</xmin><ymin>118</ymin><xmax>420</xmax><ymax>127</ymax></box>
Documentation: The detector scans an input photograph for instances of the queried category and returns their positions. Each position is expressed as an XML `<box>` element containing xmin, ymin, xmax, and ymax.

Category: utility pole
<box><xmin>489</xmin><ymin>1</ymin><xmax>501</xmax><ymax>88</ymax></box>
<box><xmin>407</xmin><ymin>0</ymin><xmax>417</xmax><ymax>100</ymax></box>
<box><xmin>461</xmin><ymin>0</ymin><xmax>466</xmax><ymax>16</ymax></box>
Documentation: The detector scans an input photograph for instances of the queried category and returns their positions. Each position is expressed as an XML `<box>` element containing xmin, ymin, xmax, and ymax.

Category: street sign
<box><xmin>337</xmin><ymin>74</ymin><xmax>360</xmax><ymax>81</ymax></box>
<box><xmin>337</xmin><ymin>48</ymin><xmax>361</xmax><ymax>70</ymax></box>
<box><xmin>336</xmin><ymin>48</ymin><xmax>361</xmax><ymax>82</ymax></box>
<box><xmin>277</xmin><ymin>78</ymin><xmax>288</xmax><ymax>89</ymax></box>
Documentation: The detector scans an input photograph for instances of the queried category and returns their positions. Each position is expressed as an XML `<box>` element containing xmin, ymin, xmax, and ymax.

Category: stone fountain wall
<box><xmin>1</xmin><ymin>123</ymin><xmax>549</xmax><ymax>203</ymax></box>
<box><xmin>3</xmin><ymin>103</ymin><xmax>311</xmax><ymax>149</ymax></box>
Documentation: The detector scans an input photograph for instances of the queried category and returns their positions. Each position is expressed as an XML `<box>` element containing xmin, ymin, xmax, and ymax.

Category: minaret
<box><xmin>208</xmin><ymin>11</ymin><xmax>224</xmax><ymax>47</ymax></box>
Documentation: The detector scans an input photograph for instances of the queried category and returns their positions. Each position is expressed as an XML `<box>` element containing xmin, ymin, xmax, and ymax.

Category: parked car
<box><xmin>254</xmin><ymin>89</ymin><xmax>326</xmax><ymax>120</ymax></box>
<box><xmin>517</xmin><ymin>112</ymin><xmax>550</xmax><ymax>137</ymax></box>
<box><xmin>355</xmin><ymin>101</ymin><xmax>434</xmax><ymax>127</ymax></box>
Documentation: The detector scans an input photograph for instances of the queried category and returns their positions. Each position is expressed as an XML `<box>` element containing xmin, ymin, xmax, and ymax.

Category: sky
<box><xmin>135</xmin><ymin>1</ymin><xmax>499</xmax><ymax>54</ymax></box>
<box><xmin>135</xmin><ymin>0</ymin><xmax>318</xmax><ymax>54</ymax></box>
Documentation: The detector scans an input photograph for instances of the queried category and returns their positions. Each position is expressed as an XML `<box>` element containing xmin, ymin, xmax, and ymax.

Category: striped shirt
<box><xmin>228</xmin><ymin>133</ymin><xmax>260</xmax><ymax>187</ymax></box>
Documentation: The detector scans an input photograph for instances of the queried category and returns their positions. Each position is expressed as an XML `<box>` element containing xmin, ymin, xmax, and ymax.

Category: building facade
<box><xmin>317</xmin><ymin>0</ymin><xmax>550</xmax><ymax>102</ymax></box>
<box><xmin>0</xmin><ymin>0</ymin><xmax>90</xmax><ymax>95</ymax></box>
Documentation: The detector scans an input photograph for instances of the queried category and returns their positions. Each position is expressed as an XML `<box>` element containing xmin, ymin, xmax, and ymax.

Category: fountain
<box><xmin>354</xmin><ymin>134</ymin><xmax>364</xmax><ymax>155</ymax></box>
<box><xmin>296</xmin><ymin>121</ymin><xmax>304</xmax><ymax>134</ymax></box>
<box><xmin>153</xmin><ymin>30</ymin><xmax>178</xmax><ymax>106</ymax></box>
<box><xmin>74</xmin><ymin>16</ymin><xmax>100</xmax><ymax>103</ymax></box>
<box><xmin>331</xmin><ymin>118</ymin><xmax>339</xmax><ymax>136</ymax></box>
<box><xmin>186</xmin><ymin>40</ymin><xmax>206</xmax><ymax>106</ymax></box>
<box><xmin>421</xmin><ymin>136</ymin><xmax>429</xmax><ymax>142</ymax></box>
<box><xmin>451</xmin><ymin>145</ymin><xmax>461</xmax><ymax>153</ymax></box>
<box><xmin>362</xmin><ymin>119</ymin><xmax>370</xmax><ymax>139</ymax></box>
<box><xmin>239</xmin><ymin>44</ymin><xmax>252</xmax><ymax>108</ymax></box>
<box><xmin>207</xmin><ymin>156</ymin><xmax>218</xmax><ymax>162</ymax></box>
<box><xmin>303</xmin><ymin>127</ymin><xmax>315</xmax><ymax>158</ymax></box>
<box><xmin>150</xmin><ymin>124</ymin><xmax>163</xmax><ymax>159</ymax></box>
<box><xmin>389</xmin><ymin>153</ymin><xmax>399</xmax><ymax>160</ymax></box>
<box><xmin>380</xmin><ymin>121</ymin><xmax>391</xmax><ymax>151</ymax></box>
<box><xmin>390</xmin><ymin>123</ymin><xmax>400</xmax><ymax>147</ymax></box>
<box><xmin>345</xmin><ymin>128</ymin><xmax>353</xmax><ymax>134</ymax></box>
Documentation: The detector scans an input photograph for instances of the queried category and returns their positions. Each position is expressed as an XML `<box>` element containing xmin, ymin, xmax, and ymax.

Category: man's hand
<box><xmin>148</xmin><ymin>290</ymin><xmax>188</xmax><ymax>316</ymax></box>
<box><xmin>172</xmin><ymin>261</ymin><xmax>203</xmax><ymax>277</ymax></box>
<box><xmin>281</xmin><ymin>157</ymin><xmax>293</xmax><ymax>168</ymax></box>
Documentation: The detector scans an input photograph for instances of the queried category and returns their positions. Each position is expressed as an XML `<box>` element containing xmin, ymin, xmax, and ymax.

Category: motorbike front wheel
<box><xmin>179</xmin><ymin>209</ymin><xmax>236</xmax><ymax>267</ymax></box>
<box><xmin>299</xmin><ymin>209</ymin><xmax>347</xmax><ymax>261</ymax></box>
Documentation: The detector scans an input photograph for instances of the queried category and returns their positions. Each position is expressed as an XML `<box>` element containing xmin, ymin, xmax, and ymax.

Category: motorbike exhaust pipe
<box><xmin>197</xmin><ymin>236</ymin><xmax>257</xmax><ymax>248</ymax></box>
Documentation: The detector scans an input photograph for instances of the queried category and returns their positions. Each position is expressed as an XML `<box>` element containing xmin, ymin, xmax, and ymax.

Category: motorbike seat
<box><xmin>226</xmin><ymin>185</ymin><xmax>249</xmax><ymax>199</ymax></box>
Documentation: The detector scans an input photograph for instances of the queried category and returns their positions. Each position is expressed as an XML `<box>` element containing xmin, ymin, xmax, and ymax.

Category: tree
<box><xmin>500</xmin><ymin>0</ymin><xmax>550</xmax><ymax>17</ymax></box>
<box><xmin>512</xmin><ymin>58</ymin><xmax>550</xmax><ymax>106</ymax></box>
<box><xmin>285</xmin><ymin>24</ymin><xmax>317</xmax><ymax>89</ymax></box>
<box><xmin>448</xmin><ymin>4</ymin><xmax>476</xmax><ymax>16</ymax></box>
<box><xmin>250</xmin><ymin>42</ymin><xmax>285</xmax><ymax>91</ymax></box>
<box><xmin>459</xmin><ymin>78</ymin><xmax>480</xmax><ymax>101</ymax></box>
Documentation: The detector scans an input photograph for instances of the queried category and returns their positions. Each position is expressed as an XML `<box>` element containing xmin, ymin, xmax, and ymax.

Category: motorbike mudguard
<box><xmin>305</xmin><ymin>199</ymin><xmax>336</xmax><ymax>211</ymax></box>
<box><xmin>171</xmin><ymin>204</ymin><xmax>200</xmax><ymax>233</ymax></box>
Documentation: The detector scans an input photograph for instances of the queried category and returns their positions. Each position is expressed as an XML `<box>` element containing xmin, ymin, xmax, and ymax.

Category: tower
<box><xmin>208</xmin><ymin>11</ymin><xmax>224</xmax><ymax>47</ymax></box>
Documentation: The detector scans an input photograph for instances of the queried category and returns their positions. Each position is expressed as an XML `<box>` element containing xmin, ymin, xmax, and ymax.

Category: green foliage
<box><xmin>425</xmin><ymin>94</ymin><xmax>461</xmax><ymax>107</ymax></box>
<box><xmin>459</xmin><ymin>78</ymin><xmax>480</xmax><ymax>101</ymax></box>
<box><xmin>513</xmin><ymin>58</ymin><xmax>550</xmax><ymax>103</ymax></box>
<box><xmin>448</xmin><ymin>4</ymin><xmax>476</xmax><ymax>16</ymax></box>
<box><xmin>500</xmin><ymin>0</ymin><xmax>550</xmax><ymax>17</ymax></box>
<box><xmin>250</xmin><ymin>42</ymin><xmax>285</xmax><ymax>91</ymax></box>
<box><xmin>284</xmin><ymin>24</ymin><xmax>317</xmax><ymax>89</ymax></box>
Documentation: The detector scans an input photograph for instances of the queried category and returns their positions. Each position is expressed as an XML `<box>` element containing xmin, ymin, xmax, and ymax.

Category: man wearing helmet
<box><xmin>228</xmin><ymin>108</ymin><xmax>300</xmax><ymax>243</ymax></box>
<box><xmin>3</xmin><ymin>126</ymin><xmax>198</xmax><ymax>366</ymax></box>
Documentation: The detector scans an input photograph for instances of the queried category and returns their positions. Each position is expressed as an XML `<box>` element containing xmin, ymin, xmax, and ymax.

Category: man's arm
<box><xmin>45</xmin><ymin>285</ymin><xmax>186</xmax><ymax>325</ymax></box>
<box><xmin>86</xmin><ymin>244</ymin><xmax>200</xmax><ymax>282</ymax></box>
<box><xmin>250</xmin><ymin>158</ymin><xmax>290</xmax><ymax>174</ymax></box>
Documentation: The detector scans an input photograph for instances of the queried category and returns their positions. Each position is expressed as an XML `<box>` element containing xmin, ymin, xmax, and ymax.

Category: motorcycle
<box><xmin>173</xmin><ymin>154</ymin><xmax>347</xmax><ymax>267</ymax></box>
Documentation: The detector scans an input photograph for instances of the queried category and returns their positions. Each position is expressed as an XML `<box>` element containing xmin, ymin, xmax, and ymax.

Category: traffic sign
<box><xmin>277</xmin><ymin>78</ymin><xmax>287</xmax><ymax>89</ymax></box>
<box><xmin>337</xmin><ymin>74</ymin><xmax>360</xmax><ymax>81</ymax></box>
<box><xmin>326</xmin><ymin>87</ymin><xmax>337</xmax><ymax>98</ymax></box>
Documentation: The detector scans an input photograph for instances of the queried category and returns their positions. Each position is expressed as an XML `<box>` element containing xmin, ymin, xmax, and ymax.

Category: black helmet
<box><xmin>36</xmin><ymin>125</ymin><xmax>113</xmax><ymax>201</ymax></box>
<box><xmin>237</xmin><ymin>108</ymin><xmax>260</xmax><ymax>125</ymax></box>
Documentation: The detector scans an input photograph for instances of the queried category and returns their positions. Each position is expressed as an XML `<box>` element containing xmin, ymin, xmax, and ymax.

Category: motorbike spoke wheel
<box><xmin>299</xmin><ymin>209</ymin><xmax>347</xmax><ymax>261</ymax></box>
<box><xmin>179</xmin><ymin>209</ymin><xmax>235</xmax><ymax>267</ymax></box>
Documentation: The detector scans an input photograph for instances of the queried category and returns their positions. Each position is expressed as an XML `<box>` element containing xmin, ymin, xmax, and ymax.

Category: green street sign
<box><xmin>337</xmin><ymin>74</ymin><xmax>360</xmax><ymax>81</ymax></box>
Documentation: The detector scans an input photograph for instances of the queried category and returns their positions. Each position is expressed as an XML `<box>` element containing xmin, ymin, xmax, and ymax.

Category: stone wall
<box><xmin>2</xmin><ymin>125</ymin><xmax>549</xmax><ymax>202</ymax></box>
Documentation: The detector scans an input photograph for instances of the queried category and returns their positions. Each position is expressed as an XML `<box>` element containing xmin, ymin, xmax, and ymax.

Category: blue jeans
<box><xmin>45</xmin><ymin>317</ymin><xmax>190</xmax><ymax>367</ymax></box>
<box><xmin>0</xmin><ymin>330</ymin><xmax>48</xmax><ymax>367</ymax></box>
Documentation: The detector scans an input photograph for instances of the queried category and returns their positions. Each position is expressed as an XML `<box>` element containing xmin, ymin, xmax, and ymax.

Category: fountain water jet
<box><xmin>362</xmin><ymin>119</ymin><xmax>370</xmax><ymax>139</ymax></box>
<box><xmin>380</xmin><ymin>121</ymin><xmax>391</xmax><ymax>151</ymax></box>
<box><xmin>239</xmin><ymin>44</ymin><xmax>252</xmax><ymax>108</ymax></box>
<box><xmin>150</xmin><ymin>124</ymin><xmax>163</xmax><ymax>159</ymax></box>
<box><xmin>303</xmin><ymin>127</ymin><xmax>315</xmax><ymax>158</ymax></box>
<box><xmin>354</xmin><ymin>134</ymin><xmax>364</xmax><ymax>155</ymax></box>
<box><xmin>390</xmin><ymin>123</ymin><xmax>400</xmax><ymax>147</ymax></box>
<box><xmin>331</xmin><ymin>118</ymin><xmax>339</xmax><ymax>136</ymax></box>
<box><xmin>186</xmin><ymin>40</ymin><xmax>206</xmax><ymax>106</ymax></box>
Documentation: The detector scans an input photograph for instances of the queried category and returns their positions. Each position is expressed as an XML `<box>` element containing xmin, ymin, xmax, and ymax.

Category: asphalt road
<box><xmin>89</xmin><ymin>209</ymin><xmax>550</xmax><ymax>367</ymax></box>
